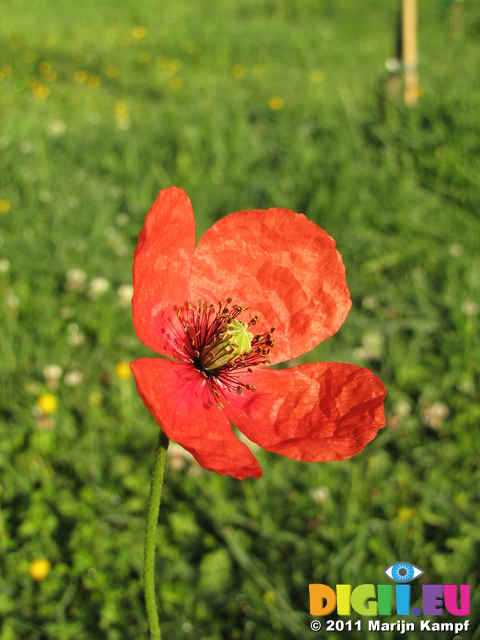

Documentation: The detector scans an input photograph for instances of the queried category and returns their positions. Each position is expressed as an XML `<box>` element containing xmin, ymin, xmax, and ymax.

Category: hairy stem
<box><xmin>143</xmin><ymin>429</ymin><xmax>169</xmax><ymax>639</ymax></box>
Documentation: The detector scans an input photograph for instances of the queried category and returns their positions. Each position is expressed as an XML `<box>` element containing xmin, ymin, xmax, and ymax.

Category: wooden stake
<box><xmin>402</xmin><ymin>0</ymin><xmax>419</xmax><ymax>107</ymax></box>
<box><xmin>450</xmin><ymin>0</ymin><xmax>464</xmax><ymax>39</ymax></box>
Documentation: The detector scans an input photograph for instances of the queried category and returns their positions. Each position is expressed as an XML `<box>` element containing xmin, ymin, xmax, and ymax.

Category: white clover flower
<box><xmin>67</xmin><ymin>333</ymin><xmax>85</xmax><ymax>347</ymax></box>
<box><xmin>89</xmin><ymin>277</ymin><xmax>110</xmax><ymax>300</ymax></box>
<box><xmin>448</xmin><ymin>243</ymin><xmax>463</xmax><ymax>258</ymax></box>
<box><xmin>66</xmin><ymin>268</ymin><xmax>87</xmax><ymax>292</ymax></box>
<box><xmin>64</xmin><ymin>370</ymin><xmax>84</xmax><ymax>386</ymax></box>
<box><xmin>361</xmin><ymin>331</ymin><xmax>385</xmax><ymax>361</ymax></box>
<box><xmin>461</xmin><ymin>301</ymin><xmax>478</xmax><ymax>316</ymax></box>
<box><xmin>47</xmin><ymin>120</ymin><xmax>66</xmax><ymax>136</ymax></box>
<box><xmin>168</xmin><ymin>442</ymin><xmax>195</xmax><ymax>471</ymax></box>
<box><xmin>423</xmin><ymin>402</ymin><xmax>449</xmax><ymax>430</ymax></box>
<box><xmin>310</xmin><ymin>486</ymin><xmax>331</xmax><ymax>504</ymax></box>
<box><xmin>392</xmin><ymin>399</ymin><xmax>412</xmax><ymax>418</ymax></box>
<box><xmin>43</xmin><ymin>364</ymin><xmax>63</xmax><ymax>389</ymax></box>
<box><xmin>117</xmin><ymin>284</ymin><xmax>133</xmax><ymax>308</ymax></box>
<box><xmin>115</xmin><ymin>213</ymin><xmax>129</xmax><ymax>226</ymax></box>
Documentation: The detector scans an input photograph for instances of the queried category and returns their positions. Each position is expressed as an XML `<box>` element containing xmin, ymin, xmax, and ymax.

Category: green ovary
<box><xmin>202</xmin><ymin>319</ymin><xmax>253</xmax><ymax>371</ymax></box>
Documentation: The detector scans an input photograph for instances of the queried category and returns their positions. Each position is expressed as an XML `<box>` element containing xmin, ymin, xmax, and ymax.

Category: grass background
<box><xmin>1</xmin><ymin>0</ymin><xmax>480</xmax><ymax>638</ymax></box>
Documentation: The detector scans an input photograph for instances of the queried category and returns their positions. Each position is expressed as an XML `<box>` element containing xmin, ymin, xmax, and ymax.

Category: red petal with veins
<box><xmin>189</xmin><ymin>208</ymin><xmax>351</xmax><ymax>364</ymax></box>
<box><xmin>131</xmin><ymin>358</ymin><xmax>262</xmax><ymax>479</ymax></box>
<box><xmin>132</xmin><ymin>187</ymin><xmax>196</xmax><ymax>359</ymax></box>
<box><xmin>225</xmin><ymin>363</ymin><xmax>386</xmax><ymax>462</ymax></box>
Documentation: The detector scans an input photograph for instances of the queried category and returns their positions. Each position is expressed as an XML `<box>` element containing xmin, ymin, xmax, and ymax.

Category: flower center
<box><xmin>201</xmin><ymin>318</ymin><xmax>254</xmax><ymax>371</ymax></box>
<box><xmin>176</xmin><ymin>298</ymin><xmax>275</xmax><ymax>407</ymax></box>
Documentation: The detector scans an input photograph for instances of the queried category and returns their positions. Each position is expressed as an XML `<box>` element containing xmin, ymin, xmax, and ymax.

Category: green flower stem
<box><xmin>144</xmin><ymin>429</ymin><xmax>169</xmax><ymax>640</ymax></box>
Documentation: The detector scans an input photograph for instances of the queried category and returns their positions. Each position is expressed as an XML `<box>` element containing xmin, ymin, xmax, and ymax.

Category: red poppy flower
<box><xmin>131</xmin><ymin>187</ymin><xmax>386</xmax><ymax>480</ymax></box>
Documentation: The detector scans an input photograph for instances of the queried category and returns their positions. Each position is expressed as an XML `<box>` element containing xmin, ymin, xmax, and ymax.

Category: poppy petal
<box><xmin>224</xmin><ymin>363</ymin><xmax>386</xmax><ymax>462</ymax></box>
<box><xmin>132</xmin><ymin>187</ymin><xmax>196</xmax><ymax>358</ymax></box>
<box><xmin>189</xmin><ymin>208</ymin><xmax>351</xmax><ymax>364</ymax></box>
<box><xmin>131</xmin><ymin>358</ymin><xmax>262</xmax><ymax>480</ymax></box>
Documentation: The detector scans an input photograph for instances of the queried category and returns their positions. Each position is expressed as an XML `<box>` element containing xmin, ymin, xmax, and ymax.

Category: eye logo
<box><xmin>310</xmin><ymin>561</ymin><xmax>470</xmax><ymax>619</ymax></box>
<box><xmin>384</xmin><ymin>562</ymin><xmax>424</xmax><ymax>583</ymax></box>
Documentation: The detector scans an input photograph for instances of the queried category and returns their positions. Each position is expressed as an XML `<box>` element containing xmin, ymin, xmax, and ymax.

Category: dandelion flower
<box><xmin>132</xmin><ymin>26</ymin><xmax>147</xmax><ymax>39</ymax></box>
<box><xmin>74</xmin><ymin>70</ymin><xmax>88</xmax><ymax>83</ymax></box>
<box><xmin>310</xmin><ymin>69</ymin><xmax>325</xmax><ymax>83</ymax></box>
<box><xmin>37</xmin><ymin>393</ymin><xmax>58</xmax><ymax>415</ymax></box>
<box><xmin>87</xmin><ymin>75</ymin><xmax>101</xmax><ymax>88</ymax></box>
<box><xmin>268</xmin><ymin>96</ymin><xmax>284</xmax><ymax>110</ymax></box>
<box><xmin>44</xmin><ymin>70</ymin><xmax>56</xmax><ymax>82</ymax></box>
<box><xmin>106</xmin><ymin>64</ymin><xmax>120</xmax><ymax>78</ymax></box>
<box><xmin>168</xmin><ymin>59</ymin><xmax>182</xmax><ymax>73</ymax></box>
<box><xmin>231</xmin><ymin>65</ymin><xmax>245</xmax><ymax>79</ymax></box>
<box><xmin>169</xmin><ymin>78</ymin><xmax>183</xmax><ymax>91</ymax></box>
<box><xmin>0</xmin><ymin>64</ymin><xmax>12</xmax><ymax>79</ymax></box>
<box><xmin>138</xmin><ymin>51</ymin><xmax>151</xmax><ymax>64</ymax></box>
<box><xmin>115</xmin><ymin>361</ymin><xmax>132</xmax><ymax>380</ymax></box>
<box><xmin>29</xmin><ymin>558</ymin><xmax>51</xmax><ymax>581</ymax></box>
<box><xmin>252</xmin><ymin>64</ymin><xmax>266</xmax><ymax>76</ymax></box>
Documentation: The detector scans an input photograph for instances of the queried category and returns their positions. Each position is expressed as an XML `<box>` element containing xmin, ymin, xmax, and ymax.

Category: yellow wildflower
<box><xmin>252</xmin><ymin>64</ymin><xmax>266</xmax><ymax>77</ymax></box>
<box><xmin>44</xmin><ymin>70</ymin><xmax>57</xmax><ymax>82</ymax></box>
<box><xmin>106</xmin><ymin>64</ymin><xmax>120</xmax><ymax>78</ymax></box>
<box><xmin>37</xmin><ymin>393</ymin><xmax>58</xmax><ymax>415</ymax></box>
<box><xmin>0</xmin><ymin>200</ymin><xmax>10</xmax><ymax>214</ymax></box>
<box><xmin>396</xmin><ymin>507</ymin><xmax>416</xmax><ymax>523</ymax></box>
<box><xmin>117</xmin><ymin>34</ymin><xmax>130</xmax><ymax>46</ymax></box>
<box><xmin>38</xmin><ymin>62</ymin><xmax>52</xmax><ymax>74</ymax></box>
<box><xmin>132</xmin><ymin>26</ymin><xmax>147</xmax><ymax>40</ymax></box>
<box><xmin>137</xmin><ymin>51</ymin><xmax>151</xmax><ymax>64</ymax></box>
<box><xmin>310</xmin><ymin>69</ymin><xmax>325</xmax><ymax>83</ymax></box>
<box><xmin>156</xmin><ymin>56</ymin><xmax>169</xmax><ymax>68</ymax></box>
<box><xmin>74</xmin><ymin>70</ymin><xmax>88</xmax><ymax>83</ymax></box>
<box><xmin>169</xmin><ymin>59</ymin><xmax>182</xmax><ymax>73</ymax></box>
<box><xmin>115</xmin><ymin>362</ymin><xmax>132</xmax><ymax>380</ymax></box>
<box><xmin>29</xmin><ymin>558</ymin><xmax>51</xmax><ymax>581</ymax></box>
<box><xmin>33</xmin><ymin>85</ymin><xmax>49</xmax><ymax>100</ymax></box>
<box><xmin>268</xmin><ymin>96</ymin><xmax>284</xmax><ymax>110</ymax></box>
<box><xmin>87</xmin><ymin>75</ymin><xmax>101</xmax><ymax>88</ymax></box>
<box><xmin>230</xmin><ymin>65</ymin><xmax>245</xmax><ymax>79</ymax></box>
<box><xmin>0</xmin><ymin>64</ymin><xmax>12</xmax><ymax>79</ymax></box>
<box><xmin>169</xmin><ymin>77</ymin><xmax>183</xmax><ymax>91</ymax></box>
